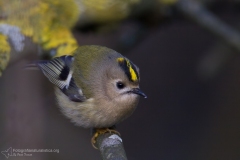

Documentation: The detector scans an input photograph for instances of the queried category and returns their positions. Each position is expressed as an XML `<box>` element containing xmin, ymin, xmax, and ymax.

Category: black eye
<box><xmin>116</xmin><ymin>82</ymin><xmax>125</xmax><ymax>89</ymax></box>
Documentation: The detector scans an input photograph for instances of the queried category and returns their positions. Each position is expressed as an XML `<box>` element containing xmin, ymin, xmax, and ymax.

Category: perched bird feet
<box><xmin>91</xmin><ymin>128</ymin><xmax>120</xmax><ymax>149</ymax></box>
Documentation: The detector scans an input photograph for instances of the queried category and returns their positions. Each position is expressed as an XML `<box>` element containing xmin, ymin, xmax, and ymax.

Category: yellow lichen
<box><xmin>0</xmin><ymin>0</ymin><xmax>79</xmax><ymax>55</ymax></box>
<box><xmin>0</xmin><ymin>34</ymin><xmax>10</xmax><ymax>76</ymax></box>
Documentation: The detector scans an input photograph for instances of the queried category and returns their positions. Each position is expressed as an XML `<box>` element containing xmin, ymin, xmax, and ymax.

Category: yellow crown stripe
<box><xmin>117</xmin><ymin>57</ymin><xmax>125</xmax><ymax>63</ymax></box>
<box><xmin>126</xmin><ymin>60</ymin><xmax>138</xmax><ymax>82</ymax></box>
<box><xmin>117</xmin><ymin>57</ymin><xmax>138</xmax><ymax>82</ymax></box>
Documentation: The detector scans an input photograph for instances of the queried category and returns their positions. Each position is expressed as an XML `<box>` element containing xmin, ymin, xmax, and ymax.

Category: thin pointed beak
<box><xmin>131</xmin><ymin>88</ymin><xmax>147</xmax><ymax>98</ymax></box>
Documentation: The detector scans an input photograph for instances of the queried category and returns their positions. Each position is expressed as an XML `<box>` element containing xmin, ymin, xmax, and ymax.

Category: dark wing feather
<box><xmin>36</xmin><ymin>56</ymin><xmax>85</xmax><ymax>102</ymax></box>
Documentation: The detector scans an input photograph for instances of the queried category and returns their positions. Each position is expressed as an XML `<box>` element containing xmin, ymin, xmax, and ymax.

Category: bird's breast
<box><xmin>55</xmin><ymin>88</ymin><xmax>139</xmax><ymax>128</ymax></box>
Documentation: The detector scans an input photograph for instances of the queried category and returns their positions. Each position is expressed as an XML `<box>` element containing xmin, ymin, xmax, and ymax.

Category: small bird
<box><xmin>35</xmin><ymin>45</ymin><xmax>146</xmax><ymax>147</ymax></box>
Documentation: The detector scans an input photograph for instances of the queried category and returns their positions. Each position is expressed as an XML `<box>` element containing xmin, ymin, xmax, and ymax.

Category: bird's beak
<box><xmin>130</xmin><ymin>88</ymin><xmax>147</xmax><ymax>98</ymax></box>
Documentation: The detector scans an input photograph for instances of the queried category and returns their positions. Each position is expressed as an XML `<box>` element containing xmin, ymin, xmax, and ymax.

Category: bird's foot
<box><xmin>91</xmin><ymin>128</ymin><xmax>120</xmax><ymax>149</ymax></box>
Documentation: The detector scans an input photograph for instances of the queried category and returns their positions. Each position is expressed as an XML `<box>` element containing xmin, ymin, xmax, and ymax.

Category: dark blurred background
<box><xmin>1</xmin><ymin>0</ymin><xmax>240</xmax><ymax>160</ymax></box>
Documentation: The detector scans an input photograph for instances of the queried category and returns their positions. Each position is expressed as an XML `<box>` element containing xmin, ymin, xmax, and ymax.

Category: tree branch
<box><xmin>96</xmin><ymin>133</ymin><xmax>128</xmax><ymax>160</ymax></box>
<box><xmin>176</xmin><ymin>0</ymin><xmax>240</xmax><ymax>52</ymax></box>
<box><xmin>175</xmin><ymin>0</ymin><xmax>240</xmax><ymax>79</ymax></box>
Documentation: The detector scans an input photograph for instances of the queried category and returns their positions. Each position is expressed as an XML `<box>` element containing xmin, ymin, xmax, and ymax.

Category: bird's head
<box><xmin>102</xmin><ymin>57</ymin><xmax>146</xmax><ymax>106</ymax></box>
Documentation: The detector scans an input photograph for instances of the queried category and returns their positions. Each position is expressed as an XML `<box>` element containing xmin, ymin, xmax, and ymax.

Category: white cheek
<box><xmin>119</xmin><ymin>92</ymin><xmax>138</xmax><ymax>102</ymax></box>
<box><xmin>120</xmin><ymin>88</ymin><xmax>130</xmax><ymax>94</ymax></box>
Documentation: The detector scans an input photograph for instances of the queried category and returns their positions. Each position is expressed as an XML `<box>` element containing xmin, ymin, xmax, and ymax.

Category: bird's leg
<box><xmin>91</xmin><ymin>126</ymin><xmax>120</xmax><ymax>149</ymax></box>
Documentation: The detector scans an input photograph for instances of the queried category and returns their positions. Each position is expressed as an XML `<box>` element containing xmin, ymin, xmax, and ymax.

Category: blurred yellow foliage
<box><xmin>0</xmin><ymin>0</ymin><xmax>79</xmax><ymax>55</ymax></box>
<box><xmin>0</xmin><ymin>0</ymin><xmax>143</xmax><ymax>75</ymax></box>
<box><xmin>159</xmin><ymin>0</ymin><xmax>178</xmax><ymax>5</ymax></box>
<box><xmin>0</xmin><ymin>0</ymin><xmax>80</xmax><ymax>75</ymax></box>
<box><xmin>79</xmin><ymin>0</ymin><xmax>140</xmax><ymax>24</ymax></box>
<box><xmin>0</xmin><ymin>0</ymin><xmax>178</xmax><ymax>75</ymax></box>
<box><xmin>0</xmin><ymin>34</ymin><xmax>10</xmax><ymax>76</ymax></box>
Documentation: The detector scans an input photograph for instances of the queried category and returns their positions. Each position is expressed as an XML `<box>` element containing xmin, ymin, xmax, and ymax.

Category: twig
<box><xmin>175</xmin><ymin>0</ymin><xmax>240</xmax><ymax>79</ymax></box>
<box><xmin>96</xmin><ymin>133</ymin><xmax>128</xmax><ymax>160</ymax></box>
<box><xmin>176</xmin><ymin>0</ymin><xmax>240</xmax><ymax>52</ymax></box>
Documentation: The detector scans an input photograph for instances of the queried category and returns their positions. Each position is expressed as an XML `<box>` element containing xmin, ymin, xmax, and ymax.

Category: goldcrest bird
<box><xmin>35</xmin><ymin>45</ymin><xmax>146</xmax><ymax>146</ymax></box>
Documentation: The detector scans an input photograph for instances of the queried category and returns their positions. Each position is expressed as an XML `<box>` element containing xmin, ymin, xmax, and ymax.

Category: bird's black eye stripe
<box><xmin>116</xmin><ymin>82</ymin><xmax>125</xmax><ymax>89</ymax></box>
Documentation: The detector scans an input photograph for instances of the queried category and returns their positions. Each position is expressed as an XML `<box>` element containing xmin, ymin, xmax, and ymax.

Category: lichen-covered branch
<box><xmin>96</xmin><ymin>133</ymin><xmax>128</xmax><ymax>160</ymax></box>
